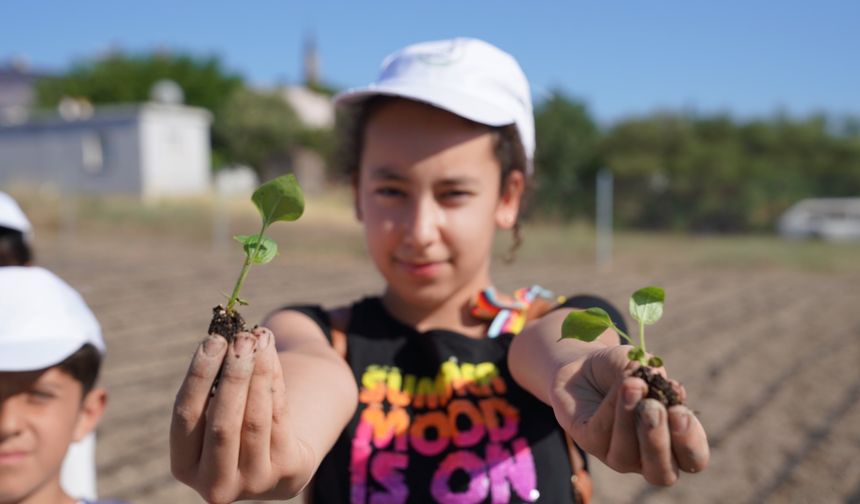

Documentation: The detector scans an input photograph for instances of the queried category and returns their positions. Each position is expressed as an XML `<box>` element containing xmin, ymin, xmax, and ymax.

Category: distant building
<box><xmin>268</xmin><ymin>34</ymin><xmax>334</xmax><ymax>194</ymax></box>
<box><xmin>778</xmin><ymin>198</ymin><xmax>860</xmax><ymax>241</ymax></box>
<box><xmin>0</xmin><ymin>42</ymin><xmax>337</xmax><ymax>199</ymax></box>
<box><xmin>280</xmin><ymin>33</ymin><xmax>334</xmax><ymax>130</ymax></box>
<box><xmin>0</xmin><ymin>59</ymin><xmax>46</xmax><ymax>124</ymax></box>
<box><xmin>280</xmin><ymin>85</ymin><xmax>334</xmax><ymax>130</ymax></box>
<box><xmin>0</xmin><ymin>102</ymin><xmax>212</xmax><ymax>201</ymax></box>
<box><xmin>303</xmin><ymin>33</ymin><xmax>321</xmax><ymax>89</ymax></box>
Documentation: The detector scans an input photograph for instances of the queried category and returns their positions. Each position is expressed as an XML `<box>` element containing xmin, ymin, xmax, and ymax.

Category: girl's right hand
<box><xmin>170</xmin><ymin>328</ymin><xmax>315</xmax><ymax>504</ymax></box>
<box><xmin>550</xmin><ymin>345</ymin><xmax>710</xmax><ymax>486</ymax></box>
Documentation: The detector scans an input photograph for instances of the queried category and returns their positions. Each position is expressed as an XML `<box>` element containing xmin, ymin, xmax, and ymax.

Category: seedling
<box><xmin>208</xmin><ymin>174</ymin><xmax>304</xmax><ymax>342</ymax></box>
<box><xmin>560</xmin><ymin>286</ymin><xmax>683</xmax><ymax>406</ymax></box>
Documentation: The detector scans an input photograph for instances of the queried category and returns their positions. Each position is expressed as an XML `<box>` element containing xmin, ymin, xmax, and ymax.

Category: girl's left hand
<box><xmin>549</xmin><ymin>345</ymin><xmax>710</xmax><ymax>486</ymax></box>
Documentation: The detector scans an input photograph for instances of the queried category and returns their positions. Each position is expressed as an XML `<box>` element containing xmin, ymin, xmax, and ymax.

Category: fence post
<box><xmin>596</xmin><ymin>168</ymin><xmax>613</xmax><ymax>272</ymax></box>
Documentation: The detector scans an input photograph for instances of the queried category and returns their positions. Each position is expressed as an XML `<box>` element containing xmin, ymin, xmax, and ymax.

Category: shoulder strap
<box><xmin>565</xmin><ymin>433</ymin><xmax>593</xmax><ymax>504</ymax></box>
<box><xmin>303</xmin><ymin>307</ymin><xmax>350</xmax><ymax>504</ymax></box>
<box><xmin>328</xmin><ymin>306</ymin><xmax>350</xmax><ymax>359</ymax></box>
<box><xmin>526</xmin><ymin>298</ymin><xmax>592</xmax><ymax>504</ymax></box>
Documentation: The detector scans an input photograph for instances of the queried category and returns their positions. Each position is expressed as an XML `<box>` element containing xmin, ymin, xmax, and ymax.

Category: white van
<box><xmin>778</xmin><ymin>198</ymin><xmax>860</xmax><ymax>241</ymax></box>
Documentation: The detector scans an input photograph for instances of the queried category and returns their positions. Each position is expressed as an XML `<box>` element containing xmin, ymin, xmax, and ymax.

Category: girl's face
<box><xmin>356</xmin><ymin>100</ymin><xmax>523</xmax><ymax>318</ymax></box>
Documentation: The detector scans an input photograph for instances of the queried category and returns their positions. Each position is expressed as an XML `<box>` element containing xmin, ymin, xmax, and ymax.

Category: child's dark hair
<box><xmin>337</xmin><ymin>96</ymin><xmax>529</xmax><ymax>258</ymax></box>
<box><xmin>0</xmin><ymin>226</ymin><xmax>32</xmax><ymax>266</ymax></box>
<box><xmin>56</xmin><ymin>343</ymin><xmax>102</xmax><ymax>397</ymax></box>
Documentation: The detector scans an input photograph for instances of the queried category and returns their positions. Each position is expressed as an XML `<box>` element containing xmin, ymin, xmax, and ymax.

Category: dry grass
<box><xmin>13</xmin><ymin>186</ymin><xmax>859</xmax><ymax>274</ymax></box>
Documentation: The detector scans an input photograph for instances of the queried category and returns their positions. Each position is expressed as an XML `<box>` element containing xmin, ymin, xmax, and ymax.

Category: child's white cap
<box><xmin>334</xmin><ymin>37</ymin><xmax>535</xmax><ymax>175</ymax></box>
<box><xmin>0</xmin><ymin>266</ymin><xmax>105</xmax><ymax>372</ymax></box>
<box><xmin>0</xmin><ymin>191</ymin><xmax>32</xmax><ymax>235</ymax></box>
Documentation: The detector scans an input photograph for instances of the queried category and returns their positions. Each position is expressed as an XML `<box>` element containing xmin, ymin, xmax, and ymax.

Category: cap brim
<box><xmin>0</xmin><ymin>338</ymin><xmax>86</xmax><ymax>372</ymax></box>
<box><xmin>334</xmin><ymin>81</ymin><xmax>516</xmax><ymax>128</ymax></box>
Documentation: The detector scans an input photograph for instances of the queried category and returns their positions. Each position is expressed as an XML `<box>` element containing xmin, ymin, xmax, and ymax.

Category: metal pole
<box><xmin>60</xmin><ymin>154</ymin><xmax>79</xmax><ymax>253</ymax></box>
<box><xmin>596</xmin><ymin>168</ymin><xmax>613</xmax><ymax>272</ymax></box>
<box><xmin>212</xmin><ymin>172</ymin><xmax>229</xmax><ymax>254</ymax></box>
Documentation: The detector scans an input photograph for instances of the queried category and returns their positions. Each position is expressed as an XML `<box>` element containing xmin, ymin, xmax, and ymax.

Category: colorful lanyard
<box><xmin>470</xmin><ymin>285</ymin><xmax>564</xmax><ymax>338</ymax></box>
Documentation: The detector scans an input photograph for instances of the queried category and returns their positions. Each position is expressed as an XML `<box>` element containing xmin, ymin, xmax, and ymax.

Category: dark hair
<box><xmin>337</xmin><ymin>96</ymin><xmax>529</xmax><ymax>259</ymax></box>
<box><xmin>56</xmin><ymin>343</ymin><xmax>102</xmax><ymax>397</ymax></box>
<box><xmin>0</xmin><ymin>226</ymin><xmax>32</xmax><ymax>266</ymax></box>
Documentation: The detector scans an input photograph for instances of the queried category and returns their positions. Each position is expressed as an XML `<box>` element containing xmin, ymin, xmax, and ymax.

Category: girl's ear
<box><xmin>73</xmin><ymin>387</ymin><xmax>107</xmax><ymax>442</ymax></box>
<box><xmin>496</xmin><ymin>170</ymin><xmax>525</xmax><ymax>229</ymax></box>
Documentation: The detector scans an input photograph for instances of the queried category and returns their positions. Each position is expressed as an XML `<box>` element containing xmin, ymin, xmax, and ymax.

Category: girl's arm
<box><xmin>170</xmin><ymin>310</ymin><xmax>358</xmax><ymax>504</ymax></box>
<box><xmin>508</xmin><ymin>308</ymin><xmax>709</xmax><ymax>486</ymax></box>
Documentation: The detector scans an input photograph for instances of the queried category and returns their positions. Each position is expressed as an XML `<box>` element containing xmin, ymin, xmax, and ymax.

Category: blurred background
<box><xmin>2</xmin><ymin>1</ymin><xmax>860</xmax><ymax>503</ymax></box>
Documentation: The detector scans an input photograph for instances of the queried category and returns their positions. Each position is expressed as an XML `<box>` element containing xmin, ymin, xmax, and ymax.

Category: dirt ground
<box><xmin>30</xmin><ymin>208</ymin><xmax>860</xmax><ymax>504</ymax></box>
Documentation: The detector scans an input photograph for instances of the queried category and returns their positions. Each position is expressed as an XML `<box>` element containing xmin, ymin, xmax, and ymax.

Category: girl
<box><xmin>170</xmin><ymin>38</ymin><xmax>709</xmax><ymax>504</ymax></box>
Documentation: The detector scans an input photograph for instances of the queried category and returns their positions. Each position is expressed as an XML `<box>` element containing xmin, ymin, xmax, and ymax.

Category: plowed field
<box><xmin>28</xmin><ymin>199</ymin><xmax>860</xmax><ymax>504</ymax></box>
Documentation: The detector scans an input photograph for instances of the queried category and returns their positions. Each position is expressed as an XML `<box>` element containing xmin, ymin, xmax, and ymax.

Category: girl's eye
<box><xmin>439</xmin><ymin>190</ymin><xmax>472</xmax><ymax>201</ymax></box>
<box><xmin>374</xmin><ymin>187</ymin><xmax>406</xmax><ymax>198</ymax></box>
<box><xmin>27</xmin><ymin>390</ymin><xmax>56</xmax><ymax>403</ymax></box>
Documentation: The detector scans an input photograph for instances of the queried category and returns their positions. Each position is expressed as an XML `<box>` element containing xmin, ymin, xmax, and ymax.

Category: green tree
<box><xmin>532</xmin><ymin>90</ymin><xmax>601</xmax><ymax>220</ymax></box>
<box><xmin>35</xmin><ymin>51</ymin><xmax>242</xmax><ymax>114</ymax></box>
<box><xmin>213</xmin><ymin>88</ymin><xmax>303</xmax><ymax>180</ymax></box>
<box><xmin>602</xmin><ymin>111</ymin><xmax>860</xmax><ymax>232</ymax></box>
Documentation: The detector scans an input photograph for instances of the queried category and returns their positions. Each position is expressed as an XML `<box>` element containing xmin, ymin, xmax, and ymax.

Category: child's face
<box><xmin>0</xmin><ymin>367</ymin><xmax>105</xmax><ymax>503</ymax></box>
<box><xmin>356</xmin><ymin>100</ymin><xmax>523</xmax><ymax>313</ymax></box>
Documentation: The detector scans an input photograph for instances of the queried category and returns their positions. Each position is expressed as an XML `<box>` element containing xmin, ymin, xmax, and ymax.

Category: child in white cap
<box><xmin>0</xmin><ymin>268</ymin><xmax>123</xmax><ymax>504</ymax></box>
<box><xmin>171</xmin><ymin>38</ymin><xmax>709</xmax><ymax>503</ymax></box>
<box><xmin>0</xmin><ymin>192</ymin><xmax>102</xmax><ymax>502</ymax></box>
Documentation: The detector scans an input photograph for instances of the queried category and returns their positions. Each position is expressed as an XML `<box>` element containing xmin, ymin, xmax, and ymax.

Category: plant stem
<box><xmin>226</xmin><ymin>256</ymin><xmax>252</xmax><ymax>313</ymax></box>
<box><xmin>225</xmin><ymin>221</ymin><xmax>268</xmax><ymax>313</ymax></box>
<box><xmin>614</xmin><ymin>325</ymin><xmax>634</xmax><ymax>345</ymax></box>
<box><xmin>639</xmin><ymin>319</ymin><xmax>647</xmax><ymax>355</ymax></box>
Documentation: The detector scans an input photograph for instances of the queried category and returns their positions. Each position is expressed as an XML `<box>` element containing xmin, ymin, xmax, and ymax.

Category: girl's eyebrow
<box><xmin>437</xmin><ymin>176</ymin><xmax>480</xmax><ymax>187</ymax></box>
<box><xmin>30</xmin><ymin>381</ymin><xmax>64</xmax><ymax>393</ymax></box>
<box><xmin>369</xmin><ymin>166</ymin><xmax>408</xmax><ymax>181</ymax></box>
<box><xmin>369</xmin><ymin>166</ymin><xmax>480</xmax><ymax>186</ymax></box>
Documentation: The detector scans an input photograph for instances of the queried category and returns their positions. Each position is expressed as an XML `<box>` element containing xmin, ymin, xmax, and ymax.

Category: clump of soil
<box><xmin>208</xmin><ymin>304</ymin><xmax>247</xmax><ymax>343</ymax></box>
<box><xmin>633</xmin><ymin>366</ymin><xmax>683</xmax><ymax>407</ymax></box>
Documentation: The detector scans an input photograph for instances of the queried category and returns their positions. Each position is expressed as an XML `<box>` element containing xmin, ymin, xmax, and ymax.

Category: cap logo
<box><xmin>416</xmin><ymin>40</ymin><xmax>464</xmax><ymax>66</ymax></box>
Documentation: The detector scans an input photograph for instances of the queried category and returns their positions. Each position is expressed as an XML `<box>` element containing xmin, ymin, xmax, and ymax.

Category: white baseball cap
<box><xmin>0</xmin><ymin>191</ymin><xmax>32</xmax><ymax>235</ymax></box>
<box><xmin>0</xmin><ymin>266</ymin><xmax>104</xmax><ymax>371</ymax></box>
<box><xmin>334</xmin><ymin>37</ymin><xmax>535</xmax><ymax>174</ymax></box>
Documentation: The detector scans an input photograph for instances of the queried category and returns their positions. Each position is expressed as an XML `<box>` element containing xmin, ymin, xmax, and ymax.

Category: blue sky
<box><xmin>3</xmin><ymin>0</ymin><xmax>858</xmax><ymax>123</ymax></box>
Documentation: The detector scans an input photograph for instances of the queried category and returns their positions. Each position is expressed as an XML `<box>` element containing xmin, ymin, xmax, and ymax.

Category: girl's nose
<box><xmin>0</xmin><ymin>400</ymin><xmax>22</xmax><ymax>439</ymax></box>
<box><xmin>403</xmin><ymin>196</ymin><xmax>442</xmax><ymax>248</ymax></box>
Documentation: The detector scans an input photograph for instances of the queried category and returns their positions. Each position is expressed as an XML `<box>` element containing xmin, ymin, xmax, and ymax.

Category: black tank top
<box><xmin>292</xmin><ymin>296</ymin><xmax>595</xmax><ymax>503</ymax></box>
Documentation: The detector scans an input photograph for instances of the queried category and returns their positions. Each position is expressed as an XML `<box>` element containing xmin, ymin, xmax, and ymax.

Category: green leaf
<box><xmin>252</xmin><ymin>174</ymin><xmax>305</xmax><ymax>227</ymax></box>
<box><xmin>648</xmin><ymin>356</ymin><xmax>664</xmax><ymax>368</ymax></box>
<box><xmin>628</xmin><ymin>347</ymin><xmax>646</xmax><ymax>363</ymax></box>
<box><xmin>561</xmin><ymin>307</ymin><xmax>614</xmax><ymax>342</ymax></box>
<box><xmin>629</xmin><ymin>286</ymin><xmax>665</xmax><ymax>325</ymax></box>
<box><xmin>234</xmin><ymin>234</ymin><xmax>278</xmax><ymax>264</ymax></box>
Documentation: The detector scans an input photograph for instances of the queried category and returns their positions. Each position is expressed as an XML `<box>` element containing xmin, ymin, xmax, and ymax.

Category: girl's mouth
<box><xmin>396</xmin><ymin>259</ymin><xmax>446</xmax><ymax>278</ymax></box>
<box><xmin>0</xmin><ymin>450</ymin><xmax>27</xmax><ymax>465</ymax></box>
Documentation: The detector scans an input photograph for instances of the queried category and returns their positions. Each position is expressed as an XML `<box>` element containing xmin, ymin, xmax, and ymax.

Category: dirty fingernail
<box><xmin>203</xmin><ymin>335</ymin><xmax>227</xmax><ymax>356</ymax></box>
<box><xmin>670</xmin><ymin>409</ymin><xmax>691</xmax><ymax>434</ymax></box>
<box><xmin>257</xmin><ymin>329</ymin><xmax>271</xmax><ymax>350</ymax></box>
<box><xmin>637</xmin><ymin>400</ymin><xmax>664</xmax><ymax>429</ymax></box>
<box><xmin>234</xmin><ymin>335</ymin><xmax>255</xmax><ymax>357</ymax></box>
<box><xmin>623</xmin><ymin>386</ymin><xmax>643</xmax><ymax>409</ymax></box>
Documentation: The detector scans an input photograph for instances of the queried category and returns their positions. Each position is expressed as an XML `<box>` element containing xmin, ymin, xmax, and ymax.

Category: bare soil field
<box><xmin>23</xmin><ymin>194</ymin><xmax>860</xmax><ymax>504</ymax></box>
